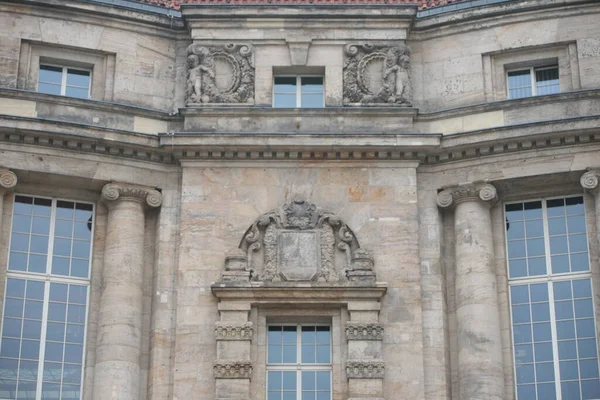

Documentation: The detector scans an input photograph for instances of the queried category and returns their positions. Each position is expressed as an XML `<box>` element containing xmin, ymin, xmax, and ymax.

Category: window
<box><xmin>267</xmin><ymin>325</ymin><xmax>332</xmax><ymax>400</ymax></box>
<box><xmin>507</xmin><ymin>66</ymin><xmax>560</xmax><ymax>99</ymax></box>
<box><xmin>273</xmin><ymin>76</ymin><xmax>324</xmax><ymax>108</ymax></box>
<box><xmin>506</xmin><ymin>196</ymin><xmax>600</xmax><ymax>400</ymax></box>
<box><xmin>37</xmin><ymin>65</ymin><xmax>91</xmax><ymax>100</ymax></box>
<box><xmin>1</xmin><ymin>195</ymin><xmax>94</xmax><ymax>400</ymax></box>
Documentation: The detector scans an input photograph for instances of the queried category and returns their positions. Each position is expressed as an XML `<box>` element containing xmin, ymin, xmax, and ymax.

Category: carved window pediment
<box><xmin>220</xmin><ymin>200</ymin><xmax>376</xmax><ymax>285</ymax></box>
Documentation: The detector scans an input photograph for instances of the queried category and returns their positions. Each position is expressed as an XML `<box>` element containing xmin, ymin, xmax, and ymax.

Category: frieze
<box><xmin>343</xmin><ymin>43</ymin><xmax>412</xmax><ymax>106</ymax></box>
<box><xmin>219</xmin><ymin>200</ymin><xmax>376</xmax><ymax>284</ymax></box>
<box><xmin>186</xmin><ymin>43</ymin><xmax>254</xmax><ymax>105</ymax></box>
<box><xmin>436</xmin><ymin>183</ymin><xmax>497</xmax><ymax>209</ymax></box>
<box><xmin>213</xmin><ymin>360</ymin><xmax>253</xmax><ymax>379</ymax></box>
<box><xmin>215</xmin><ymin>322</ymin><xmax>253</xmax><ymax>340</ymax></box>
<box><xmin>101</xmin><ymin>183</ymin><xmax>163</xmax><ymax>208</ymax></box>
<box><xmin>0</xmin><ymin>169</ymin><xmax>17</xmax><ymax>190</ymax></box>
<box><xmin>345</xmin><ymin>360</ymin><xmax>385</xmax><ymax>379</ymax></box>
<box><xmin>345</xmin><ymin>322</ymin><xmax>384</xmax><ymax>341</ymax></box>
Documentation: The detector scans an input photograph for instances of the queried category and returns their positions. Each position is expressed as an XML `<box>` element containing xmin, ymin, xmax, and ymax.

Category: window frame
<box><xmin>505</xmin><ymin>195</ymin><xmax>600</xmax><ymax>400</ymax></box>
<box><xmin>0</xmin><ymin>194</ymin><xmax>95</xmax><ymax>400</ymax></box>
<box><xmin>37</xmin><ymin>64</ymin><xmax>93</xmax><ymax>100</ymax></box>
<box><xmin>272</xmin><ymin>75</ymin><xmax>325</xmax><ymax>108</ymax></box>
<box><xmin>506</xmin><ymin>65</ymin><xmax>560</xmax><ymax>99</ymax></box>
<box><xmin>266</xmin><ymin>323</ymin><xmax>333</xmax><ymax>400</ymax></box>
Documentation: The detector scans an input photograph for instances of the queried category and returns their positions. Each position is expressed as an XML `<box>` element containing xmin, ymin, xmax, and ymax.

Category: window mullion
<box><xmin>60</xmin><ymin>67</ymin><xmax>67</xmax><ymax>96</ymax></box>
<box><xmin>36</xmin><ymin>280</ymin><xmax>51</xmax><ymax>400</ymax></box>
<box><xmin>548</xmin><ymin>281</ymin><xmax>562</xmax><ymax>400</ymax></box>
<box><xmin>296</xmin><ymin>76</ymin><xmax>301</xmax><ymax>108</ymax></box>
<box><xmin>46</xmin><ymin>199</ymin><xmax>57</xmax><ymax>276</ymax></box>
<box><xmin>530</xmin><ymin>67</ymin><xmax>536</xmax><ymax>96</ymax></box>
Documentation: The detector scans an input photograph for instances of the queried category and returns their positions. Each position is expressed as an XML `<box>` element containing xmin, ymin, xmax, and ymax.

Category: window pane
<box><xmin>39</xmin><ymin>65</ymin><xmax>62</xmax><ymax>84</ymax></box>
<box><xmin>274</xmin><ymin>77</ymin><xmax>296</xmax><ymax>92</ymax></box>
<box><xmin>66</xmin><ymin>69</ymin><xmax>90</xmax><ymax>88</ymax></box>
<box><xmin>300</xmin><ymin>77</ymin><xmax>323</xmax><ymax>93</ymax></box>
<box><xmin>535</xmin><ymin>67</ymin><xmax>559</xmax><ymax>95</ymax></box>
<box><xmin>65</xmin><ymin>86</ymin><xmax>89</xmax><ymax>99</ymax></box>
<box><xmin>301</xmin><ymin>94</ymin><xmax>324</xmax><ymax>108</ymax></box>
<box><xmin>38</xmin><ymin>82</ymin><xmax>62</xmax><ymax>95</ymax></box>
<box><xmin>274</xmin><ymin>93</ymin><xmax>297</xmax><ymax>108</ymax></box>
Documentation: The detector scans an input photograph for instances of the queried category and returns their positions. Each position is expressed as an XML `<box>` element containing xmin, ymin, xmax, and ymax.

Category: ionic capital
<box><xmin>0</xmin><ymin>169</ymin><xmax>17</xmax><ymax>191</ymax></box>
<box><xmin>437</xmin><ymin>183</ymin><xmax>497</xmax><ymax>209</ymax></box>
<box><xmin>580</xmin><ymin>170</ymin><xmax>600</xmax><ymax>195</ymax></box>
<box><xmin>101</xmin><ymin>182</ymin><xmax>162</xmax><ymax>208</ymax></box>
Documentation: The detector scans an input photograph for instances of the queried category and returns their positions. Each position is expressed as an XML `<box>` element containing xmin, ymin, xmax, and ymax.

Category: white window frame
<box><xmin>266</xmin><ymin>324</ymin><xmax>333</xmax><ymax>400</ymax></box>
<box><xmin>1</xmin><ymin>194</ymin><xmax>95</xmax><ymax>400</ymax></box>
<box><xmin>506</xmin><ymin>65</ymin><xmax>559</xmax><ymax>99</ymax></box>
<box><xmin>505</xmin><ymin>195</ymin><xmax>600</xmax><ymax>400</ymax></box>
<box><xmin>272</xmin><ymin>75</ymin><xmax>325</xmax><ymax>108</ymax></box>
<box><xmin>37</xmin><ymin>64</ymin><xmax>92</xmax><ymax>99</ymax></box>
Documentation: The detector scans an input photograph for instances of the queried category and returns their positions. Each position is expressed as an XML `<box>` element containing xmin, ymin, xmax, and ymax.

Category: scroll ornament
<box><xmin>186</xmin><ymin>43</ymin><xmax>255</xmax><ymax>104</ymax></box>
<box><xmin>343</xmin><ymin>43</ymin><xmax>412</xmax><ymax>106</ymax></box>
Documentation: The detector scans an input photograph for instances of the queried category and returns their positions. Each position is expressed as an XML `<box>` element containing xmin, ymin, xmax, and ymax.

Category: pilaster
<box><xmin>437</xmin><ymin>183</ymin><xmax>504</xmax><ymax>400</ymax></box>
<box><xmin>346</xmin><ymin>302</ymin><xmax>384</xmax><ymax>400</ymax></box>
<box><xmin>215</xmin><ymin>302</ymin><xmax>253</xmax><ymax>400</ymax></box>
<box><xmin>92</xmin><ymin>182</ymin><xmax>162</xmax><ymax>400</ymax></box>
<box><xmin>581</xmin><ymin>169</ymin><xmax>600</xmax><ymax>250</ymax></box>
<box><xmin>0</xmin><ymin>169</ymin><xmax>17</xmax><ymax>239</ymax></box>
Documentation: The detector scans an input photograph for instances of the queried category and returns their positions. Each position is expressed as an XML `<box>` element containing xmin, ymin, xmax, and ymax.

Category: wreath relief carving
<box><xmin>186</xmin><ymin>42</ymin><xmax>255</xmax><ymax>105</ymax></box>
<box><xmin>220</xmin><ymin>200</ymin><xmax>376</xmax><ymax>285</ymax></box>
<box><xmin>343</xmin><ymin>42</ymin><xmax>412</xmax><ymax>106</ymax></box>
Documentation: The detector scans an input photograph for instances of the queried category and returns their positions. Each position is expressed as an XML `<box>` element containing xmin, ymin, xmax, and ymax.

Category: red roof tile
<box><xmin>138</xmin><ymin>0</ymin><xmax>465</xmax><ymax>10</ymax></box>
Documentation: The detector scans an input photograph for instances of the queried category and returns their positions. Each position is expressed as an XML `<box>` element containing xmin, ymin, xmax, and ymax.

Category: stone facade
<box><xmin>0</xmin><ymin>1</ymin><xmax>599</xmax><ymax>400</ymax></box>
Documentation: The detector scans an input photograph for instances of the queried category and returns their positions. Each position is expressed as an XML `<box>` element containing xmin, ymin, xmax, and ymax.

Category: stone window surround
<box><xmin>482</xmin><ymin>42</ymin><xmax>580</xmax><ymax>101</ymax></box>
<box><xmin>255</xmin><ymin>310</ymin><xmax>343</xmax><ymax>400</ymax></box>
<box><xmin>17</xmin><ymin>41</ymin><xmax>116</xmax><ymax>102</ymax></box>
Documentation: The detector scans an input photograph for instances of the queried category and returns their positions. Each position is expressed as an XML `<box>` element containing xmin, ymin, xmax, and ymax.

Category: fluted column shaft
<box><xmin>437</xmin><ymin>184</ymin><xmax>504</xmax><ymax>400</ymax></box>
<box><xmin>581</xmin><ymin>170</ymin><xmax>600</xmax><ymax>249</ymax></box>
<box><xmin>93</xmin><ymin>183</ymin><xmax>162</xmax><ymax>400</ymax></box>
<box><xmin>0</xmin><ymin>169</ymin><xmax>18</xmax><ymax>237</ymax></box>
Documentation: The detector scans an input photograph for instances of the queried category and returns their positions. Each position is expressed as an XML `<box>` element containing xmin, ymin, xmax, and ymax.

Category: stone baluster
<box><xmin>581</xmin><ymin>170</ymin><xmax>600</xmax><ymax>248</ymax></box>
<box><xmin>214</xmin><ymin>302</ymin><xmax>253</xmax><ymax>400</ymax></box>
<box><xmin>0</xmin><ymin>169</ymin><xmax>18</xmax><ymax>235</ymax></box>
<box><xmin>437</xmin><ymin>183</ymin><xmax>504</xmax><ymax>400</ymax></box>
<box><xmin>93</xmin><ymin>183</ymin><xmax>162</xmax><ymax>400</ymax></box>
<box><xmin>345</xmin><ymin>302</ymin><xmax>384</xmax><ymax>400</ymax></box>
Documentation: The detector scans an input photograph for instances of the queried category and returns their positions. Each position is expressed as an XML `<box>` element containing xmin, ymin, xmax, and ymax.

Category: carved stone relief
<box><xmin>345</xmin><ymin>360</ymin><xmax>385</xmax><ymax>379</ymax></box>
<box><xmin>186</xmin><ymin>43</ymin><xmax>255</xmax><ymax>105</ymax></box>
<box><xmin>345</xmin><ymin>322</ymin><xmax>384</xmax><ymax>341</ymax></box>
<box><xmin>214</xmin><ymin>322</ymin><xmax>253</xmax><ymax>341</ymax></box>
<box><xmin>343</xmin><ymin>43</ymin><xmax>412</xmax><ymax>106</ymax></box>
<box><xmin>220</xmin><ymin>200</ymin><xmax>376</xmax><ymax>284</ymax></box>
<box><xmin>213</xmin><ymin>360</ymin><xmax>253</xmax><ymax>379</ymax></box>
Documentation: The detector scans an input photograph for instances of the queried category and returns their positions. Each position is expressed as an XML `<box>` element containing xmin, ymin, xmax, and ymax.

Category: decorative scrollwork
<box><xmin>581</xmin><ymin>170</ymin><xmax>600</xmax><ymax>191</ymax></box>
<box><xmin>0</xmin><ymin>169</ymin><xmax>17</xmax><ymax>189</ymax></box>
<box><xmin>101</xmin><ymin>183</ymin><xmax>162</xmax><ymax>208</ymax></box>
<box><xmin>437</xmin><ymin>183</ymin><xmax>498</xmax><ymax>209</ymax></box>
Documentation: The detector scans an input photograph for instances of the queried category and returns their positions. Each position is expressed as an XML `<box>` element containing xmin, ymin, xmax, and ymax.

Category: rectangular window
<box><xmin>507</xmin><ymin>65</ymin><xmax>559</xmax><ymax>99</ymax></box>
<box><xmin>506</xmin><ymin>196</ymin><xmax>600</xmax><ymax>400</ymax></box>
<box><xmin>267</xmin><ymin>325</ymin><xmax>332</xmax><ymax>400</ymax></box>
<box><xmin>273</xmin><ymin>76</ymin><xmax>324</xmax><ymax>108</ymax></box>
<box><xmin>1</xmin><ymin>195</ymin><xmax>94</xmax><ymax>400</ymax></box>
<box><xmin>38</xmin><ymin>65</ymin><xmax>91</xmax><ymax>100</ymax></box>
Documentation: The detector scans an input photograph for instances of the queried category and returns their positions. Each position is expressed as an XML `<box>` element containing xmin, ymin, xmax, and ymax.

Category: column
<box><xmin>581</xmin><ymin>170</ymin><xmax>600</xmax><ymax>248</ymax></box>
<box><xmin>437</xmin><ymin>183</ymin><xmax>504</xmax><ymax>400</ymax></box>
<box><xmin>345</xmin><ymin>302</ymin><xmax>384</xmax><ymax>400</ymax></box>
<box><xmin>0</xmin><ymin>169</ymin><xmax>18</xmax><ymax>234</ymax></box>
<box><xmin>214</xmin><ymin>301</ymin><xmax>253</xmax><ymax>400</ymax></box>
<box><xmin>93</xmin><ymin>183</ymin><xmax>162</xmax><ymax>400</ymax></box>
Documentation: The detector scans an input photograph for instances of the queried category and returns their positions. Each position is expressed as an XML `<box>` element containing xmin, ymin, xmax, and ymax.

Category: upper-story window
<box><xmin>505</xmin><ymin>196</ymin><xmax>600</xmax><ymax>400</ymax></box>
<box><xmin>273</xmin><ymin>76</ymin><xmax>324</xmax><ymax>108</ymax></box>
<box><xmin>507</xmin><ymin>65</ymin><xmax>559</xmax><ymax>99</ymax></box>
<box><xmin>0</xmin><ymin>195</ymin><xmax>94</xmax><ymax>400</ymax></box>
<box><xmin>267</xmin><ymin>325</ymin><xmax>332</xmax><ymax>400</ymax></box>
<box><xmin>37</xmin><ymin>65</ymin><xmax>91</xmax><ymax>100</ymax></box>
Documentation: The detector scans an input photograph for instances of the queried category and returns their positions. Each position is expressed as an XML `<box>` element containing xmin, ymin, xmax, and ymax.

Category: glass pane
<box><xmin>582</xmin><ymin>379</ymin><xmax>600</xmax><ymax>400</ymax></box>
<box><xmin>282</xmin><ymin>371</ymin><xmax>296</xmax><ymax>390</ymax></box>
<box><xmin>528</xmin><ymin>257</ymin><xmax>546</xmax><ymax>276</ymax></box>
<box><xmin>66</xmin><ymin>69</ymin><xmax>90</xmax><ymax>87</ymax></box>
<box><xmin>526</xmin><ymin>220</ymin><xmax>544</xmax><ymax>237</ymax></box>
<box><xmin>74</xmin><ymin>203</ymin><xmax>93</xmax><ymax>221</ymax></box>
<box><xmin>268</xmin><ymin>371</ymin><xmax>281</xmax><ymax>390</ymax></box>
<box><xmin>316</xmin><ymin>371</ymin><xmax>330</xmax><ymax>390</ymax></box>
<box><xmin>2</xmin><ymin>318</ymin><xmax>21</xmax><ymax>338</ymax></box>
<box><xmin>56</xmin><ymin>201</ymin><xmax>74</xmax><ymax>219</ymax></box>
<box><xmin>537</xmin><ymin>382</ymin><xmax>556</xmax><ymax>399</ymax></box>
<box><xmin>511</xmin><ymin>286</ymin><xmax>529</xmax><ymax>304</ymax></box>
<box><xmin>558</xmin><ymin>340</ymin><xmax>577</xmax><ymax>360</ymax></box>
<box><xmin>508</xmin><ymin>69</ymin><xmax>532</xmax><ymax>99</ymax></box>
<box><xmin>50</xmin><ymin>284</ymin><xmax>68</xmax><ymax>302</ymax></box>
<box><xmin>65</xmin><ymin>86</ymin><xmax>89</xmax><ymax>99</ymax></box>
<box><xmin>507</xmin><ymin>221</ymin><xmax>525</xmax><ymax>240</ymax></box>
<box><xmin>531</xmin><ymin>302</ymin><xmax>550</xmax><ymax>322</ymax></box>
<box><xmin>302</xmin><ymin>371</ymin><xmax>315</xmax><ymax>390</ymax></box>
<box><xmin>282</xmin><ymin>345</ymin><xmax>296</xmax><ymax>363</ymax></box>
<box><xmin>268</xmin><ymin>326</ymin><xmax>282</xmax><ymax>345</ymax></box>
<box><xmin>516</xmin><ymin>364</ymin><xmax>535</xmax><ymax>384</ymax></box>
<box><xmin>535</xmin><ymin>67</ymin><xmax>559</xmax><ymax>95</ymax></box>
<box><xmin>301</xmin><ymin>77</ymin><xmax>323</xmax><ymax>93</ymax></box>
<box><xmin>28</xmin><ymin>254</ymin><xmax>47</xmax><ymax>273</ymax></box>
<box><xmin>508</xmin><ymin>240</ymin><xmax>526</xmax><ymax>259</ymax></box>
<box><xmin>46</xmin><ymin>323</ymin><xmax>65</xmax><ymax>342</ymax></box>
<box><xmin>8</xmin><ymin>252</ymin><xmax>27</xmax><ymax>271</ymax></box>
<box><xmin>301</xmin><ymin>345</ymin><xmax>315</xmax><ymax>363</ymax></box>
<box><xmin>10</xmin><ymin>233</ymin><xmax>29</xmax><ymax>252</ymax></box>
<box><xmin>72</xmin><ymin>240</ymin><xmax>90</xmax><ymax>259</ymax></box>
<box><xmin>74</xmin><ymin>221</ymin><xmax>92</xmax><ymax>240</ymax></box>
<box><xmin>316</xmin><ymin>327</ymin><xmax>330</xmax><ymax>344</ymax></box>
<box><xmin>509</xmin><ymin>259</ymin><xmax>527</xmax><ymax>278</ymax></box>
<box><xmin>20</xmin><ymin>340</ymin><xmax>40</xmax><ymax>360</ymax></box>
<box><xmin>29</xmin><ymin>235</ymin><xmax>49</xmax><ymax>255</ymax></box>
<box><xmin>536</xmin><ymin>362</ymin><xmax>555</xmax><ymax>382</ymax></box>
<box><xmin>316</xmin><ymin>346</ymin><xmax>330</xmax><ymax>363</ymax></box>
<box><xmin>55</xmin><ymin>219</ymin><xmax>74</xmax><ymax>238</ymax></box>
<box><xmin>274</xmin><ymin>93</ymin><xmax>297</xmax><ymax>108</ymax></box>
<box><xmin>506</xmin><ymin>203</ymin><xmax>524</xmax><ymax>221</ymax></box>
<box><xmin>560</xmin><ymin>360</ymin><xmax>579</xmax><ymax>380</ymax></box>
<box><xmin>534</xmin><ymin>342</ymin><xmax>553</xmax><ymax>362</ymax></box>
<box><xmin>549</xmin><ymin>218</ymin><xmax>567</xmax><ymax>235</ymax></box>
<box><xmin>566</xmin><ymin>197</ymin><xmax>585</xmax><ymax>215</ymax></box>
<box><xmin>38</xmin><ymin>82</ymin><xmax>62</xmax><ymax>95</ymax></box>
<box><xmin>53</xmin><ymin>238</ymin><xmax>72</xmax><ymax>257</ymax></box>
<box><xmin>301</xmin><ymin>94</ymin><xmax>324</xmax><ymax>108</ymax></box>
<box><xmin>267</xmin><ymin>345</ymin><xmax>281</xmax><ymax>364</ymax></box>
<box><xmin>32</xmin><ymin>217</ymin><xmax>50</xmax><ymax>235</ymax></box>
<box><xmin>274</xmin><ymin>77</ymin><xmax>297</xmax><ymax>92</ymax></box>
<box><xmin>282</xmin><ymin>327</ymin><xmax>296</xmax><ymax>344</ymax></box>
<box><xmin>68</xmin><ymin>286</ymin><xmax>87</xmax><ymax>305</ymax></box>
<box><xmin>552</xmin><ymin>255</ymin><xmax>570</xmax><ymax>274</ymax></box>
<box><xmin>39</xmin><ymin>65</ymin><xmax>62</xmax><ymax>83</ymax></box>
<box><xmin>33</xmin><ymin>198</ymin><xmax>51</xmax><ymax>216</ymax></box>
<box><xmin>52</xmin><ymin>256</ymin><xmax>70</xmax><ymax>276</ymax></box>
<box><xmin>71</xmin><ymin>259</ymin><xmax>89</xmax><ymax>278</ymax></box>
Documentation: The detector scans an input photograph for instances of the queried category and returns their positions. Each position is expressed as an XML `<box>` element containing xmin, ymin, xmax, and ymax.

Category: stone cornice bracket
<box><xmin>215</xmin><ymin>322</ymin><xmax>253</xmax><ymax>341</ymax></box>
<box><xmin>580</xmin><ymin>170</ymin><xmax>600</xmax><ymax>195</ymax></box>
<box><xmin>101</xmin><ymin>183</ymin><xmax>162</xmax><ymax>208</ymax></box>
<box><xmin>0</xmin><ymin>169</ymin><xmax>17</xmax><ymax>191</ymax></box>
<box><xmin>436</xmin><ymin>183</ymin><xmax>497</xmax><ymax>209</ymax></box>
<box><xmin>213</xmin><ymin>360</ymin><xmax>253</xmax><ymax>379</ymax></box>
<box><xmin>345</xmin><ymin>360</ymin><xmax>385</xmax><ymax>379</ymax></box>
<box><xmin>345</xmin><ymin>322</ymin><xmax>384</xmax><ymax>341</ymax></box>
